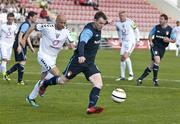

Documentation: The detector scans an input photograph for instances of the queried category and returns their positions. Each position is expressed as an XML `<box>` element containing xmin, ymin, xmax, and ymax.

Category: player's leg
<box><xmin>87</xmin><ymin>73</ymin><xmax>104</xmax><ymax>114</ymax></box>
<box><xmin>176</xmin><ymin>44</ymin><xmax>179</xmax><ymax>56</ymax></box>
<box><xmin>6</xmin><ymin>48</ymin><xmax>25</xmax><ymax>84</ymax></box>
<box><xmin>152</xmin><ymin>55</ymin><xmax>160</xmax><ymax>86</ymax></box>
<box><xmin>125</xmin><ymin>43</ymin><xmax>135</xmax><ymax>81</ymax></box>
<box><xmin>136</xmin><ymin>47</ymin><xmax>155</xmax><ymax>85</ymax></box>
<box><xmin>116</xmin><ymin>44</ymin><xmax>126</xmax><ymax>81</ymax></box>
<box><xmin>0</xmin><ymin>47</ymin><xmax>11</xmax><ymax>81</ymax></box>
<box><xmin>84</xmin><ymin>64</ymin><xmax>104</xmax><ymax>114</ymax></box>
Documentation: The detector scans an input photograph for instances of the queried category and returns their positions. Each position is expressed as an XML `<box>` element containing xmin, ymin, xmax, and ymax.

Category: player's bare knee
<box><xmin>94</xmin><ymin>82</ymin><xmax>103</xmax><ymax>89</ymax></box>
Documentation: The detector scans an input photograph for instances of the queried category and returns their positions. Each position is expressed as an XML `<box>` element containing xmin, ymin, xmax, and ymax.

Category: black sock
<box><xmin>88</xmin><ymin>87</ymin><xmax>101</xmax><ymax>108</ymax></box>
<box><xmin>43</xmin><ymin>76</ymin><xmax>59</xmax><ymax>87</ymax></box>
<box><xmin>153</xmin><ymin>64</ymin><xmax>159</xmax><ymax>80</ymax></box>
<box><xmin>17</xmin><ymin>64</ymin><xmax>24</xmax><ymax>82</ymax></box>
<box><xmin>139</xmin><ymin>67</ymin><xmax>151</xmax><ymax>80</ymax></box>
<box><xmin>6</xmin><ymin>63</ymin><xmax>19</xmax><ymax>75</ymax></box>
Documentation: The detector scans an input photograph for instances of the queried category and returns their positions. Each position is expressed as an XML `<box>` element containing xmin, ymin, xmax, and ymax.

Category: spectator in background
<box><xmin>19</xmin><ymin>4</ymin><xmax>26</xmax><ymax>16</ymax></box>
<box><xmin>40</xmin><ymin>7</ymin><xmax>50</xmax><ymax>21</ymax></box>
<box><xmin>173</xmin><ymin>20</ymin><xmax>180</xmax><ymax>56</ymax></box>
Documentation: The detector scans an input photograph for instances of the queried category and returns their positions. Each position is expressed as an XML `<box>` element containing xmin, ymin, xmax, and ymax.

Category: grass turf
<box><xmin>0</xmin><ymin>49</ymin><xmax>180</xmax><ymax>124</ymax></box>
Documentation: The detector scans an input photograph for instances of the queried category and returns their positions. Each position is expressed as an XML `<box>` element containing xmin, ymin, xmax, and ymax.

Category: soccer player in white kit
<box><xmin>115</xmin><ymin>11</ymin><xmax>140</xmax><ymax>81</ymax></box>
<box><xmin>0</xmin><ymin>13</ymin><xmax>17</xmax><ymax>81</ymax></box>
<box><xmin>173</xmin><ymin>21</ymin><xmax>180</xmax><ymax>56</ymax></box>
<box><xmin>25</xmin><ymin>14</ymin><xmax>74</xmax><ymax>107</ymax></box>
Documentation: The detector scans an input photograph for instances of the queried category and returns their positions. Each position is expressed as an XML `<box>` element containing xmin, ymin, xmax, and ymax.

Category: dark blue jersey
<box><xmin>150</xmin><ymin>24</ymin><xmax>173</xmax><ymax>48</ymax></box>
<box><xmin>74</xmin><ymin>22</ymin><xmax>101</xmax><ymax>63</ymax></box>
<box><xmin>13</xmin><ymin>20</ymin><xmax>31</xmax><ymax>49</ymax></box>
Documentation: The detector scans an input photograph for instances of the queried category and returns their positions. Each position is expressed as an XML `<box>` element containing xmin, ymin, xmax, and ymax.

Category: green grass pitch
<box><xmin>0</xmin><ymin>49</ymin><xmax>180</xmax><ymax>124</ymax></box>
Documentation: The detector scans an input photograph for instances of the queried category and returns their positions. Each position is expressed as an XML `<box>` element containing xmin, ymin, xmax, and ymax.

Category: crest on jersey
<box><xmin>56</xmin><ymin>33</ymin><xmax>60</xmax><ymax>38</ymax></box>
<box><xmin>166</xmin><ymin>31</ymin><xmax>169</xmax><ymax>35</ymax></box>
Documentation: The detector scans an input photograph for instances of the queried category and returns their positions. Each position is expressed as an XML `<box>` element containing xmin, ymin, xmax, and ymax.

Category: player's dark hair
<box><xmin>160</xmin><ymin>14</ymin><xmax>168</xmax><ymax>20</ymax></box>
<box><xmin>27</xmin><ymin>11</ymin><xmax>37</xmax><ymax>19</ymax></box>
<box><xmin>7</xmin><ymin>12</ymin><xmax>14</xmax><ymax>17</ymax></box>
<box><xmin>94</xmin><ymin>11</ymin><xmax>107</xmax><ymax>21</ymax></box>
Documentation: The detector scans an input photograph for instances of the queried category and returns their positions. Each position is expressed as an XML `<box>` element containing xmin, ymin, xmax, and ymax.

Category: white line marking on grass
<box><xmin>21</xmin><ymin>71</ymin><xmax>180</xmax><ymax>83</ymax></box>
<box><xmin>1</xmin><ymin>75</ymin><xmax>180</xmax><ymax>90</ymax></box>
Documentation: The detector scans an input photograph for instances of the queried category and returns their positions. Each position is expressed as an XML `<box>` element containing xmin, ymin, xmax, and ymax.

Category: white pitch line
<box><xmin>1</xmin><ymin>74</ymin><xmax>180</xmax><ymax>90</ymax></box>
<box><xmin>18</xmin><ymin>71</ymin><xmax>180</xmax><ymax>83</ymax></box>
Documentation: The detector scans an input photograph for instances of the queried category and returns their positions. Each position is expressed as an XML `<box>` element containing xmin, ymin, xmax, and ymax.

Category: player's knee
<box><xmin>94</xmin><ymin>82</ymin><xmax>103</xmax><ymax>89</ymax></box>
<box><xmin>121</xmin><ymin>56</ymin><xmax>125</xmax><ymax>61</ymax></box>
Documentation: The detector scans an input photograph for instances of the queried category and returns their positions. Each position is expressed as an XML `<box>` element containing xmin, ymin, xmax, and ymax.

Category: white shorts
<box><xmin>0</xmin><ymin>46</ymin><xmax>13</xmax><ymax>60</ymax></box>
<box><xmin>120</xmin><ymin>42</ymin><xmax>135</xmax><ymax>55</ymax></box>
<box><xmin>37</xmin><ymin>54</ymin><xmax>57</xmax><ymax>73</ymax></box>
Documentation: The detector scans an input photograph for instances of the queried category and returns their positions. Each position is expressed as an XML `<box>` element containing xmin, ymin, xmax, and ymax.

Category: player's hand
<box><xmin>20</xmin><ymin>38</ymin><xmax>26</xmax><ymax>48</ymax></box>
<box><xmin>78</xmin><ymin>56</ymin><xmax>86</xmax><ymax>64</ymax></box>
<box><xmin>31</xmin><ymin>48</ymin><xmax>35</xmax><ymax>53</ymax></box>
<box><xmin>163</xmin><ymin>37</ymin><xmax>170</xmax><ymax>43</ymax></box>
<box><xmin>17</xmin><ymin>45</ymin><xmax>22</xmax><ymax>54</ymax></box>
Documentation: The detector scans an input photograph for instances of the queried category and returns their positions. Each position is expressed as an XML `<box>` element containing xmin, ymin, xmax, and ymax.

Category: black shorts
<box><xmin>151</xmin><ymin>46</ymin><xmax>165</xmax><ymax>60</ymax></box>
<box><xmin>63</xmin><ymin>56</ymin><xmax>100</xmax><ymax>81</ymax></box>
<box><xmin>14</xmin><ymin>47</ymin><xmax>27</xmax><ymax>62</ymax></box>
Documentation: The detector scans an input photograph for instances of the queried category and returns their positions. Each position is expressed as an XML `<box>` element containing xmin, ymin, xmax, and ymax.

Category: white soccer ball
<box><xmin>112</xmin><ymin>88</ymin><xmax>126</xmax><ymax>103</ymax></box>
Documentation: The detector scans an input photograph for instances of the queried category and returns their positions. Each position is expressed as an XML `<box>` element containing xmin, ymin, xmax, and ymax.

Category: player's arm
<box><xmin>78</xmin><ymin>29</ymin><xmax>93</xmax><ymax>63</ymax></box>
<box><xmin>27</xmin><ymin>37</ymin><xmax>35</xmax><ymax>53</ymax></box>
<box><xmin>131</xmin><ymin>21</ymin><xmax>140</xmax><ymax>42</ymax></box>
<box><xmin>21</xmin><ymin>24</ymin><xmax>36</xmax><ymax>47</ymax></box>
<box><xmin>163</xmin><ymin>30</ymin><xmax>176</xmax><ymax>43</ymax></box>
<box><xmin>66</xmin><ymin>30</ymin><xmax>76</xmax><ymax>49</ymax></box>
<box><xmin>18</xmin><ymin>23</ymin><xmax>31</xmax><ymax>49</ymax></box>
<box><xmin>115</xmin><ymin>24</ymin><xmax>122</xmax><ymax>40</ymax></box>
<box><xmin>148</xmin><ymin>26</ymin><xmax>156</xmax><ymax>47</ymax></box>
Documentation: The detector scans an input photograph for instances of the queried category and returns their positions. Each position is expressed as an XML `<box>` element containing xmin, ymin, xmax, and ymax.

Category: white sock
<box><xmin>126</xmin><ymin>57</ymin><xmax>133</xmax><ymax>76</ymax></box>
<box><xmin>1</xmin><ymin>61</ymin><xmax>7</xmax><ymax>74</ymax></box>
<box><xmin>29</xmin><ymin>80</ymin><xmax>41</xmax><ymax>99</ymax></box>
<box><xmin>121</xmin><ymin>61</ymin><xmax>126</xmax><ymax>78</ymax></box>
<box><xmin>176</xmin><ymin>47</ymin><xmax>179</xmax><ymax>56</ymax></box>
<box><xmin>44</xmin><ymin>72</ymin><xmax>54</xmax><ymax>80</ymax></box>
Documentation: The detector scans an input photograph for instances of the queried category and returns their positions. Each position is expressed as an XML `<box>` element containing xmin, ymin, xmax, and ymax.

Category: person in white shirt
<box><xmin>173</xmin><ymin>21</ymin><xmax>180</xmax><ymax>56</ymax></box>
<box><xmin>25</xmin><ymin>14</ymin><xmax>74</xmax><ymax>107</ymax></box>
<box><xmin>115</xmin><ymin>11</ymin><xmax>140</xmax><ymax>81</ymax></box>
<box><xmin>0</xmin><ymin>13</ymin><xmax>17</xmax><ymax>80</ymax></box>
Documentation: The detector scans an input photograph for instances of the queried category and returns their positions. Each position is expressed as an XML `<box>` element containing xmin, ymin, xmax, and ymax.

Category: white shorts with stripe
<box><xmin>37</xmin><ymin>53</ymin><xmax>57</xmax><ymax>73</ymax></box>
<box><xmin>120</xmin><ymin>41</ymin><xmax>135</xmax><ymax>56</ymax></box>
<box><xmin>0</xmin><ymin>46</ymin><xmax>13</xmax><ymax>60</ymax></box>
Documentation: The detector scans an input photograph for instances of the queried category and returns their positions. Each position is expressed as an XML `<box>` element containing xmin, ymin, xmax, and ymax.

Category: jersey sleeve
<box><xmin>66</xmin><ymin>30</ymin><xmax>74</xmax><ymax>43</ymax></box>
<box><xmin>170</xmin><ymin>30</ymin><xmax>176</xmax><ymax>40</ymax></box>
<box><xmin>80</xmin><ymin>29</ymin><xmax>93</xmax><ymax>43</ymax></box>
<box><xmin>131</xmin><ymin>20</ymin><xmax>137</xmax><ymax>29</ymax></box>
<box><xmin>35</xmin><ymin>24</ymin><xmax>44</xmax><ymax>31</ymax></box>
<box><xmin>20</xmin><ymin>23</ymin><xmax>30</xmax><ymax>33</ymax></box>
<box><xmin>149</xmin><ymin>26</ymin><xmax>156</xmax><ymax>37</ymax></box>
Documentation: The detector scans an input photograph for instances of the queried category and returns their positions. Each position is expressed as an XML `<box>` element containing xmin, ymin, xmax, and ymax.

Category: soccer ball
<box><xmin>112</xmin><ymin>88</ymin><xmax>126</xmax><ymax>103</ymax></box>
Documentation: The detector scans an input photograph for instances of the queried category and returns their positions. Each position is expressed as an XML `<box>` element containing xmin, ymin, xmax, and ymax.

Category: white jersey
<box><xmin>115</xmin><ymin>18</ymin><xmax>139</xmax><ymax>43</ymax></box>
<box><xmin>173</xmin><ymin>26</ymin><xmax>180</xmax><ymax>43</ymax></box>
<box><xmin>36</xmin><ymin>24</ymin><xmax>73</xmax><ymax>57</ymax></box>
<box><xmin>0</xmin><ymin>23</ymin><xmax>17</xmax><ymax>47</ymax></box>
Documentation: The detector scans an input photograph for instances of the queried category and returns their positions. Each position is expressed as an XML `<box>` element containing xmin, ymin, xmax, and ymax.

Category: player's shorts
<box><xmin>63</xmin><ymin>56</ymin><xmax>100</xmax><ymax>81</ymax></box>
<box><xmin>37</xmin><ymin>53</ymin><xmax>56</xmax><ymax>73</ymax></box>
<box><xmin>151</xmin><ymin>45</ymin><xmax>165</xmax><ymax>60</ymax></box>
<box><xmin>0</xmin><ymin>46</ymin><xmax>13</xmax><ymax>60</ymax></box>
<box><xmin>120</xmin><ymin>41</ymin><xmax>135</xmax><ymax>55</ymax></box>
<box><xmin>14</xmin><ymin>47</ymin><xmax>27</xmax><ymax>62</ymax></box>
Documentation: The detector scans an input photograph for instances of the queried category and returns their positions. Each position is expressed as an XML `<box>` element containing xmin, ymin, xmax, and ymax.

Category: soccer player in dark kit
<box><xmin>36</xmin><ymin>11</ymin><xmax>108</xmax><ymax>114</ymax></box>
<box><xmin>136</xmin><ymin>14</ymin><xmax>176</xmax><ymax>87</ymax></box>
